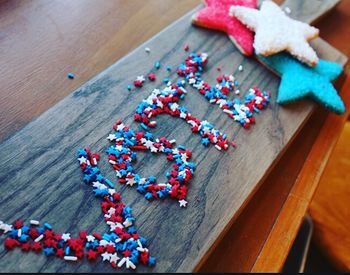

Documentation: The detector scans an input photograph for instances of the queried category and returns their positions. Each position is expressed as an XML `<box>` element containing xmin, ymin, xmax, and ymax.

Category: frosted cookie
<box><xmin>258</xmin><ymin>53</ymin><xmax>344</xmax><ymax>114</ymax></box>
<box><xmin>230</xmin><ymin>0</ymin><xmax>319</xmax><ymax>66</ymax></box>
<box><xmin>192</xmin><ymin>0</ymin><xmax>257</xmax><ymax>56</ymax></box>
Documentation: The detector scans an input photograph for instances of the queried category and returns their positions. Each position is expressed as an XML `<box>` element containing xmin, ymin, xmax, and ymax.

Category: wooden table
<box><xmin>0</xmin><ymin>0</ymin><xmax>349</xmax><ymax>272</ymax></box>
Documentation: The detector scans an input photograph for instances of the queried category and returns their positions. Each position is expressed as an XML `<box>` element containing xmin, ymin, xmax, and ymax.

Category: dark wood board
<box><xmin>0</xmin><ymin>0</ymin><xmax>347</xmax><ymax>272</ymax></box>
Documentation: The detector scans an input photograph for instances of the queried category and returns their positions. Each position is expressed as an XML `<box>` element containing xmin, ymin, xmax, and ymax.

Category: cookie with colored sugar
<box><xmin>258</xmin><ymin>52</ymin><xmax>345</xmax><ymax>114</ymax></box>
<box><xmin>230</xmin><ymin>0</ymin><xmax>319</xmax><ymax>66</ymax></box>
<box><xmin>192</xmin><ymin>0</ymin><xmax>257</xmax><ymax>56</ymax></box>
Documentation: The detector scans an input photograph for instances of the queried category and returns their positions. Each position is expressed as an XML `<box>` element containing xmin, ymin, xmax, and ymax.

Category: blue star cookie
<box><xmin>259</xmin><ymin>52</ymin><xmax>344</xmax><ymax>114</ymax></box>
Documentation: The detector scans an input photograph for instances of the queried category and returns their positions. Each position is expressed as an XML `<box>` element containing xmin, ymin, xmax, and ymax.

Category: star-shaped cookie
<box><xmin>192</xmin><ymin>0</ymin><xmax>257</xmax><ymax>55</ymax></box>
<box><xmin>230</xmin><ymin>0</ymin><xmax>319</xmax><ymax>66</ymax></box>
<box><xmin>259</xmin><ymin>53</ymin><xmax>344</xmax><ymax>114</ymax></box>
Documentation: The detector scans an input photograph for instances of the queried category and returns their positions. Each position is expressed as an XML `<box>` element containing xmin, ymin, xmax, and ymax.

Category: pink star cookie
<box><xmin>191</xmin><ymin>0</ymin><xmax>257</xmax><ymax>56</ymax></box>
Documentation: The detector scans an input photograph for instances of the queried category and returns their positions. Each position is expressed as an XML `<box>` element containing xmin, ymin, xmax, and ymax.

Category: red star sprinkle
<box><xmin>133</xmin><ymin>79</ymin><xmax>143</xmax><ymax>87</ymax></box>
<box><xmin>79</xmin><ymin>231</ymin><xmax>88</xmax><ymax>240</ymax></box>
<box><xmin>21</xmin><ymin>242</ymin><xmax>31</xmax><ymax>252</ymax></box>
<box><xmin>43</xmin><ymin>239</ymin><xmax>53</xmax><ymax>247</ymax></box>
<box><xmin>96</xmin><ymin>246</ymin><xmax>105</xmax><ymax>254</ymax></box>
<box><xmin>54</xmin><ymin>234</ymin><xmax>62</xmax><ymax>241</ymax></box>
<box><xmin>191</xmin><ymin>0</ymin><xmax>256</xmax><ymax>55</ymax></box>
<box><xmin>75</xmin><ymin>250</ymin><xmax>84</xmax><ymax>259</ymax></box>
<box><xmin>122</xmin><ymin>250</ymin><xmax>131</xmax><ymax>257</ymax></box>
<box><xmin>86</xmin><ymin>250</ymin><xmax>98</xmax><ymax>261</ymax></box>
<box><xmin>31</xmin><ymin>242</ymin><xmax>42</xmax><ymax>252</ymax></box>
<box><xmin>113</xmin><ymin>193</ymin><xmax>121</xmax><ymax>201</ymax></box>
<box><xmin>4</xmin><ymin>239</ymin><xmax>19</xmax><ymax>249</ymax></box>
<box><xmin>13</xmin><ymin>220</ymin><xmax>24</xmax><ymax>229</ymax></box>
<box><xmin>29</xmin><ymin>228</ymin><xmax>39</xmax><ymax>239</ymax></box>
<box><xmin>43</xmin><ymin>230</ymin><xmax>54</xmax><ymax>239</ymax></box>
<box><xmin>56</xmin><ymin>248</ymin><xmax>65</xmax><ymax>258</ymax></box>
<box><xmin>148</xmin><ymin>73</ymin><xmax>156</xmax><ymax>81</ymax></box>
<box><xmin>106</xmin><ymin>245</ymin><xmax>115</xmax><ymax>253</ymax></box>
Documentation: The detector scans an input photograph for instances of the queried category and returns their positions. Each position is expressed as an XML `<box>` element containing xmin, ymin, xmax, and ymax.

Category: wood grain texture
<box><xmin>0</xmin><ymin>0</ymin><xmax>200</xmax><ymax>142</ymax></box>
<box><xmin>309</xmin><ymin>121</ymin><xmax>350</xmax><ymax>271</ymax></box>
<box><xmin>200</xmin><ymin>0</ymin><xmax>350</xmax><ymax>267</ymax></box>
<box><xmin>251</xmin><ymin>75</ymin><xmax>350</xmax><ymax>272</ymax></box>
<box><xmin>0</xmin><ymin>0</ymin><xmax>347</xmax><ymax>273</ymax></box>
<box><xmin>198</xmin><ymin>0</ymin><xmax>349</xmax><ymax>271</ymax></box>
<box><xmin>198</xmin><ymin>104</ymin><xmax>332</xmax><ymax>272</ymax></box>
<box><xmin>278</xmin><ymin>0</ymin><xmax>340</xmax><ymax>23</ymax></box>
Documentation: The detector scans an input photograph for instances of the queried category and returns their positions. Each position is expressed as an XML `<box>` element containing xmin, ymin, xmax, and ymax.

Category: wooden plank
<box><xmin>0</xmin><ymin>0</ymin><xmax>347</xmax><ymax>272</ymax></box>
<box><xmin>277</xmin><ymin>0</ymin><xmax>340</xmax><ymax>23</ymax></box>
<box><xmin>251</xmin><ymin>75</ymin><xmax>350</xmax><ymax>272</ymax></box>
<box><xmin>309</xmin><ymin>121</ymin><xmax>350</xmax><ymax>271</ymax></box>
<box><xmin>198</xmin><ymin>103</ymin><xmax>331</xmax><ymax>272</ymax></box>
<box><xmin>200</xmin><ymin>1</ymin><xmax>350</xmax><ymax>271</ymax></box>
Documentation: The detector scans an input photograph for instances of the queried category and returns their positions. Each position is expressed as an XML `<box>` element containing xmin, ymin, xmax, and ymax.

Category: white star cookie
<box><xmin>230</xmin><ymin>0</ymin><xmax>319</xmax><ymax>66</ymax></box>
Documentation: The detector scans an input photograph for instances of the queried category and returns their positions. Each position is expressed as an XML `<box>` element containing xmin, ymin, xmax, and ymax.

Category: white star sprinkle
<box><xmin>107</xmin><ymin>134</ymin><xmax>116</xmax><ymax>141</ymax></box>
<box><xmin>109</xmin><ymin>253</ymin><xmax>120</xmax><ymax>264</ymax></box>
<box><xmin>77</xmin><ymin>156</ymin><xmax>87</xmax><ymax>164</ymax></box>
<box><xmin>0</xmin><ymin>223</ymin><xmax>12</xmax><ymax>233</ymax></box>
<box><xmin>143</xmin><ymin>140</ymin><xmax>154</xmax><ymax>149</ymax></box>
<box><xmin>181</xmin><ymin>153</ymin><xmax>188</xmax><ymax>161</ymax></box>
<box><xmin>109</xmin><ymin>222</ymin><xmax>123</xmax><ymax>231</ymax></box>
<box><xmin>170</xmin><ymin>103</ymin><xmax>179</xmax><ymax>112</ymax></box>
<box><xmin>123</xmin><ymin>218</ymin><xmax>133</xmax><ymax>228</ymax></box>
<box><xmin>116</xmin><ymin>124</ymin><xmax>125</xmax><ymax>132</ymax></box>
<box><xmin>61</xmin><ymin>233</ymin><xmax>71</xmax><ymax>242</ymax></box>
<box><xmin>126</xmin><ymin>177</ymin><xmax>136</xmax><ymax>186</ymax></box>
<box><xmin>92</xmin><ymin>181</ymin><xmax>106</xmax><ymax>189</ymax></box>
<box><xmin>201</xmin><ymin>126</ymin><xmax>211</xmax><ymax>135</ymax></box>
<box><xmin>136</xmin><ymin>76</ymin><xmax>145</xmax><ymax>82</ymax></box>
<box><xmin>99</xmin><ymin>240</ymin><xmax>110</xmax><ymax>247</ymax></box>
<box><xmin>179</xmin><ymin>112</ymin><xmax>187</xmax><ymax>119</ymax></box>
<box><xmin>108</xmin><ymin>207</ymin><xmax>116</xmax><ymax>215</ymax></box>
<box><xmin>188</xmin><ymin>78</ymin><xmax>196</xmax><ymax>85</ymax></box>
<box><xmin>101</xmin><ymin>252</ymin><xmax>111</xmax><ymax>261</ymax></box>
<box><xmin>86</xmin><ymin>235</ymin><xmax>95</xmax><ymax>242</ymax></box>
<box><xmin>179</xmin><ymin>199</ymin><xmax>188</xmax><ymax>208</ymax></box>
